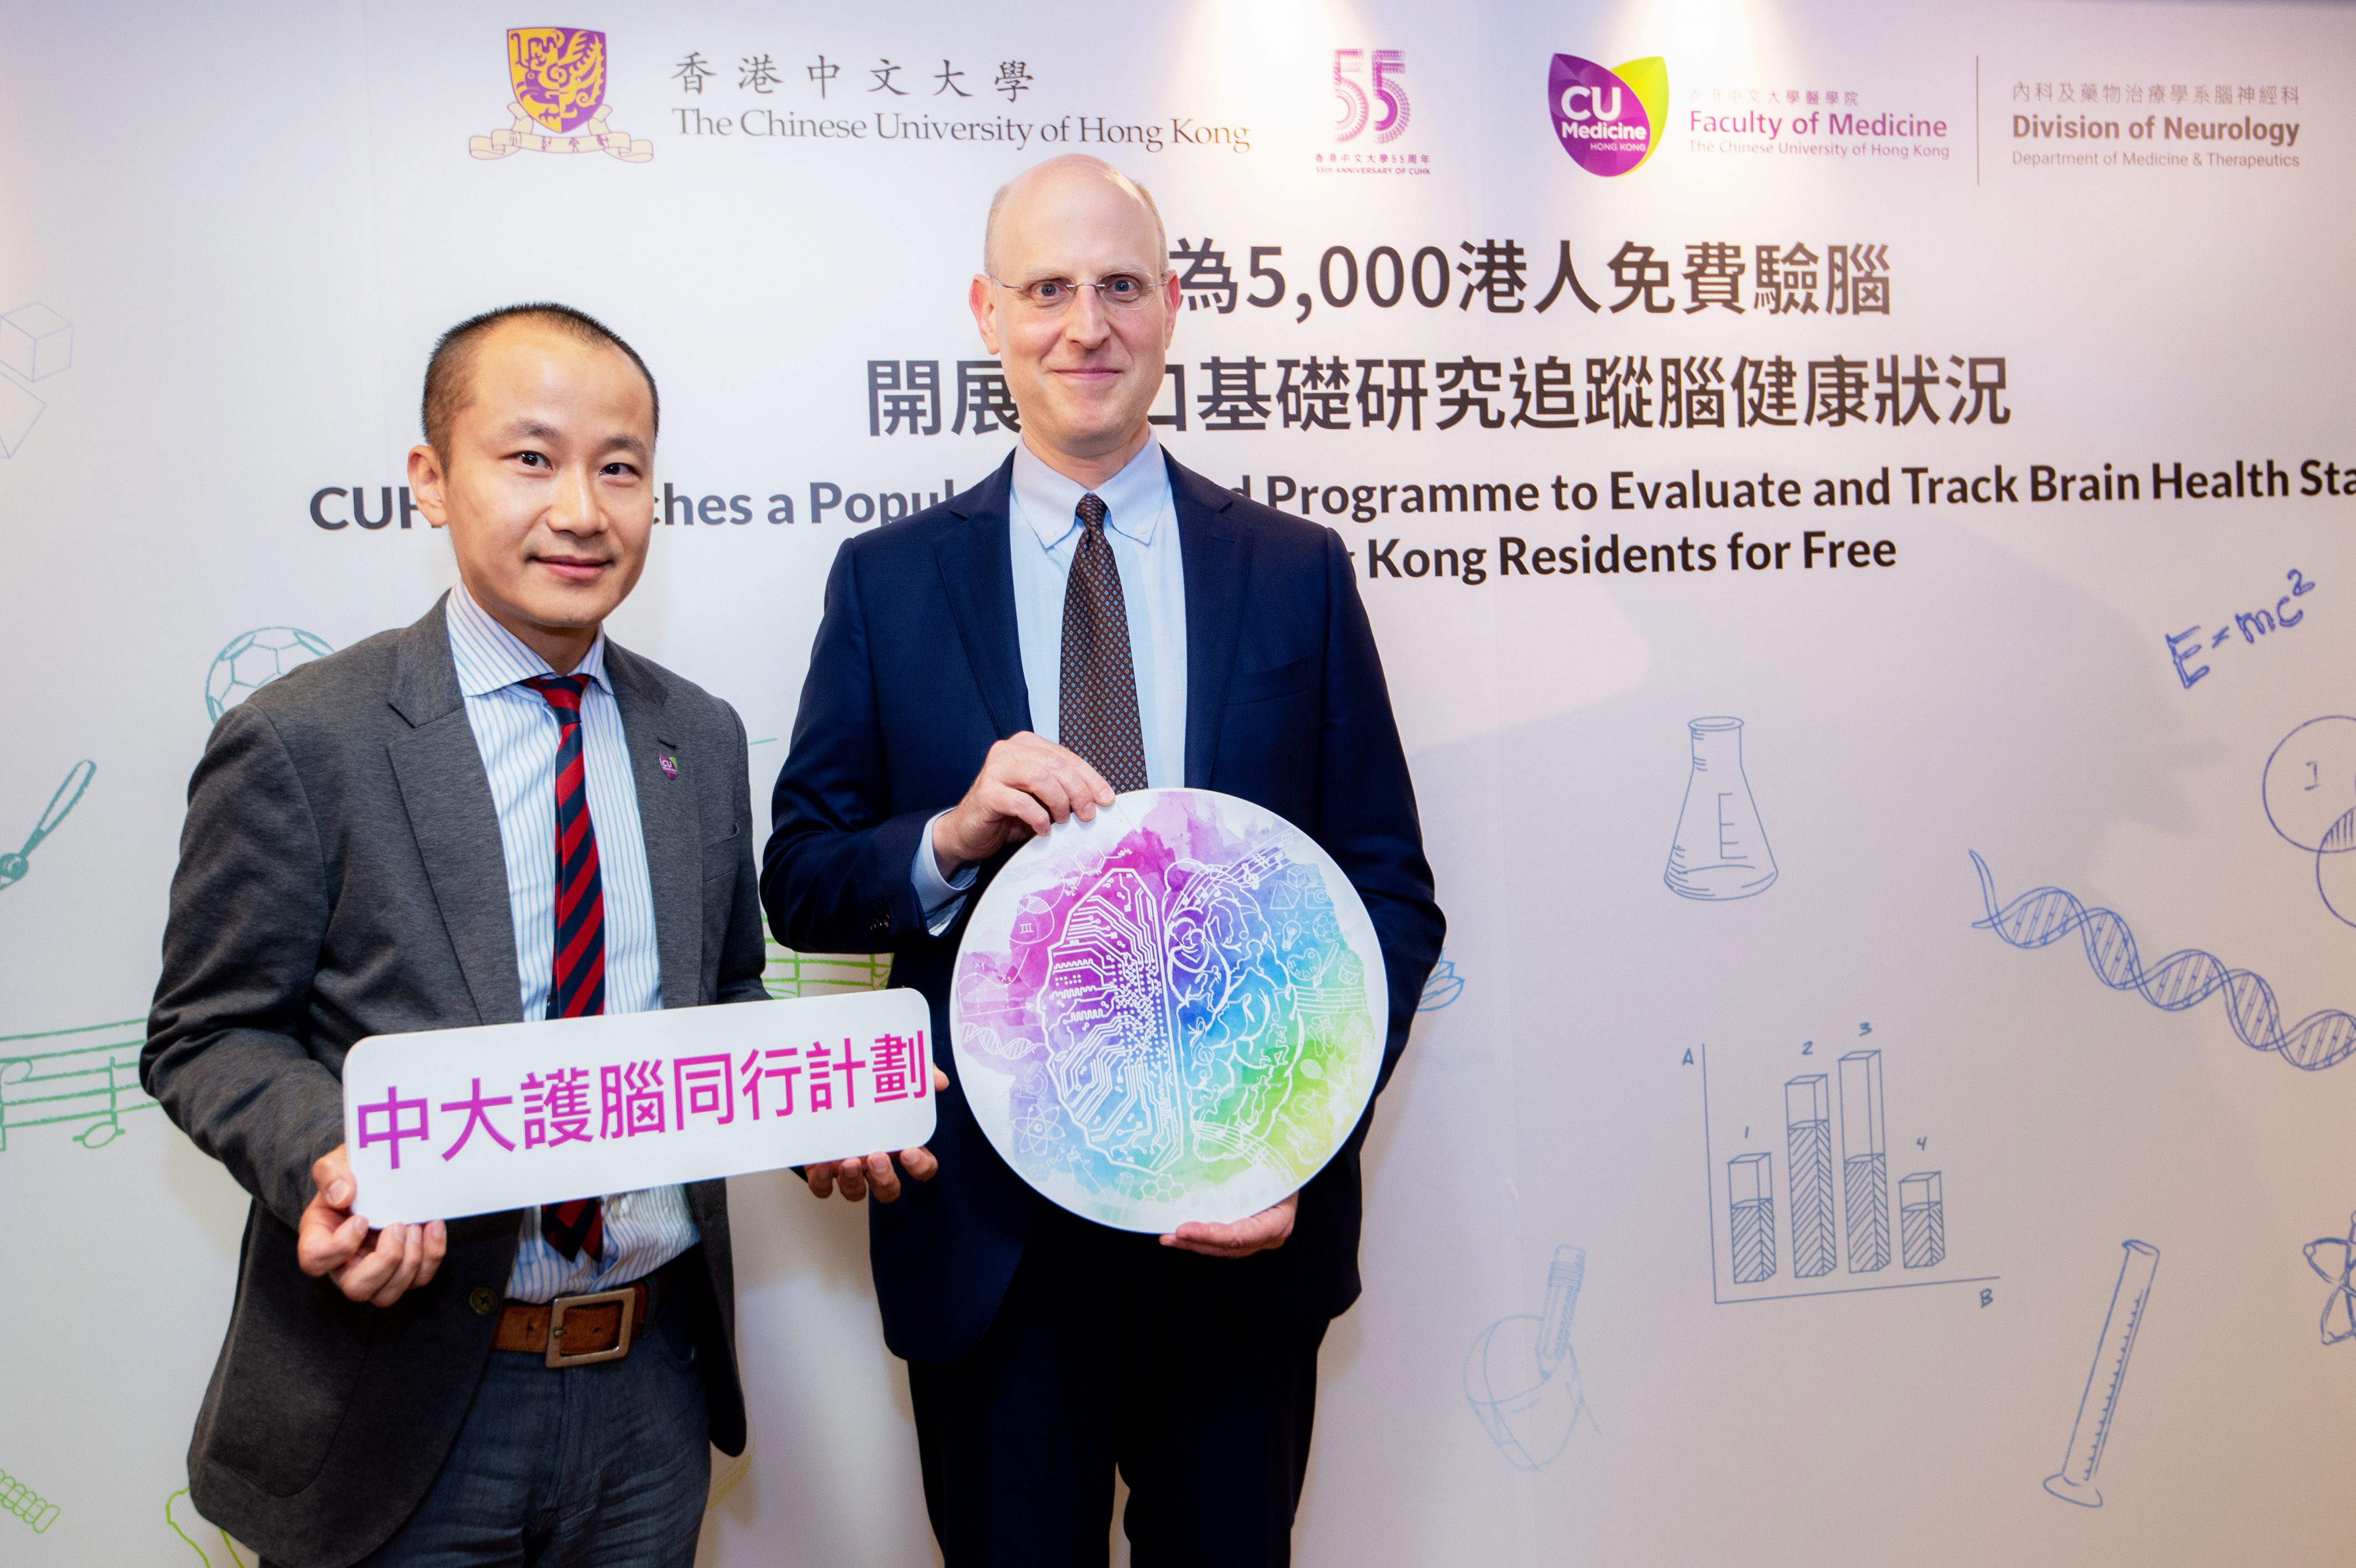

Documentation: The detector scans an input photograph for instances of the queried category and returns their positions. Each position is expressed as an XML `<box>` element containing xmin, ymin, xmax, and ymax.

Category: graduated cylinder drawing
<box><xmin>1466</xmin><ymin>1245</ymin><xmax>1595</xmax><ymax>1470</ymax></box>
<box><xmin>1664</xmin><ymin>716</ymin><xmax>1778</xmax><ymax>900</ymax></box>
<box><xmin>2044</xmin><ymin>1240</ymin><xmax>2162</xmax><ymax>1509</ymax></box>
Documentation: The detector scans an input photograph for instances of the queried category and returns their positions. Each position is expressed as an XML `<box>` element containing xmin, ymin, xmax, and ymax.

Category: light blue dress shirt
<box><xmin>445</xmin><ymin>581</ymin><xmax>698</xmax><ymax>1303</ymax></box>
<box><xmin>911</xmin><ymin>436</ymin><xmax>1189</xmax><ymax>927</ymax></box>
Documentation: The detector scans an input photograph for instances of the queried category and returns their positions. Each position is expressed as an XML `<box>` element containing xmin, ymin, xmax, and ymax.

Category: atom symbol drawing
<box><xmin>2301</xmin><ymin>1212</ymin><xmax>2356</xmax><ymax>1346</ymax></box>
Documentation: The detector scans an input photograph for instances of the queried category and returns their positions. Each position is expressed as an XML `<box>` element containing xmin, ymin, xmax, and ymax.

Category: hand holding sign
<box><xmin>342</xmin><ymin>991</ymin><xmax>939</xmax><ymax>1226</ymax></box>
<box><xmin>297</xmin><ymin>1143</ymin><xmax>448</xmax><ymax>1306</ymax></box>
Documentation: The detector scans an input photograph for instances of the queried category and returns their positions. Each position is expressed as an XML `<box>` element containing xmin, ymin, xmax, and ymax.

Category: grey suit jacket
<box><xmin>145</xmin><ymin>596</ymin><xmax>766</xmax><ymax>1568</ymax></box>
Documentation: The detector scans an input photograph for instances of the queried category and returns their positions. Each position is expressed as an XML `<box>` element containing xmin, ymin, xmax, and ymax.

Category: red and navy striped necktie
<box><xmin>523</xmin><ymin>673</ymin><xmax>605</xmax><ymax>1263</ymax></box>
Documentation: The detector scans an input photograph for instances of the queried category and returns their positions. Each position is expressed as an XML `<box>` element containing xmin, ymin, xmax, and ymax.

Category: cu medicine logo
<box><xmin>1549</xmin><ymin>54</ymin><xmax>1668</xmax><ymax>177</ymax></box>
<box><xmin>470</xmin><ymin>27</ymin><xmax>653</xmax><ymax>162</ymax></box>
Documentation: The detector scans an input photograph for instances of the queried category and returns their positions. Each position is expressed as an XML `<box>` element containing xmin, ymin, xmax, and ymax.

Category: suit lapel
<box><xmin>607</xmin><ymin>645</ymin><xmax>704</xmax><ymax>1012</ymax></box>
<box><xmin>933</xmin><ymin>455</ymin><xmax>1034</xmax><ymax>737</ymax></box>
<box><xmin>1169</xmin><ymin>456</ymin><xmax>1251</xmax><ymax>788</ymax></box>
<box><xmin>384</xmin><ymin>596</ymin><xmax>525</xmax><ymax>1027</ymax></box>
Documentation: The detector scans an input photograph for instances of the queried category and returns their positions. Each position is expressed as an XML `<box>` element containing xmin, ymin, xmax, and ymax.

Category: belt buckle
<box><xmin>544</xmin><ymin>1286</ymin><xmax>636</xmax><ymax>1368</ymax></box>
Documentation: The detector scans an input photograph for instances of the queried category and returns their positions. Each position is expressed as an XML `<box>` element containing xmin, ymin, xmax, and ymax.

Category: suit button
<box><xmin>470</xmin><ymin>1287</ymin><xmax>499</xmax><ymax>1316</ymax></box>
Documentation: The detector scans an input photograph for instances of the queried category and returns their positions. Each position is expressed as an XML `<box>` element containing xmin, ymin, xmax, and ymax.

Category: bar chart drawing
<box><xmin>1787</xmin><ymin>1074</ymin><xmax>1837</xmax><ymax>1278</ymax></box>
<box><xmin>1840</xmin><ymin>1050</ymin><xmax>1891</xmax><ymax>1273</ymax></box>
<box><xmin>1900</xmin><ymin>1172</ymin><xmax>1946</xmax><ymax>1268</ymax></box>
<box><xmin>1696</xmin><ymin>1042</ymin><xmax>1991</xmax><ymax>1304</ymax></box>
<box><xmin>1729</xmin><ymin>1153</ymin><xmax>1776</xmax><ymax>1283</ymax></box>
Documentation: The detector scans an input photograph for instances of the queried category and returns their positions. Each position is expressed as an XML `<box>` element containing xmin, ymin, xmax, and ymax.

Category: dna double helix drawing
<box><xmin>1968</xmin><ymin>852</ymin><xmax>2356</xmax><ymax>1072</ymax></box>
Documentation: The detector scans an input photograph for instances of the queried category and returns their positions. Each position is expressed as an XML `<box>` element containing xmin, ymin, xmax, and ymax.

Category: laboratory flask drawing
<box><xmin>2043</xmin><ymin>1239</ymin><xmax>2161</xmax><ymax>1509</ymax></box>
<box><xmin>2262</xmin><ymin>715</ymin><xmax>2356</xmax><ymax>927</ymax></box>
<box><xmin>2301</xmin><ymin>1213</ymin><xmax>2356</xmax><ymax>1347</ymax></box>
<box><xmin>1664</xmin><ymin>716</ymin><xmax>1778</xmax><ymax>900</ymax></box>
<box><xmin>950</xmin><ymin>788</ymin><xmax>1387</xmax><ymax>1232</ymax></box>
<box><xmin>1465</xmin><ymin>1245</ymin><xmax>1595</xmax><ymax>1470</ymax></box>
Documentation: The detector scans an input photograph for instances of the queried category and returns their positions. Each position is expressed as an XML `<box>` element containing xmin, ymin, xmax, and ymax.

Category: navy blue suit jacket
<box><xmin>761</xmin><ymin>450</ymin><xmax>1444</xmax><ymax>1364</ymax></box>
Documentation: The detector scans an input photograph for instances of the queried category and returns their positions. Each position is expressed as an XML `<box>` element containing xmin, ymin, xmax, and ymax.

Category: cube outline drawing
<box><xmin>0</xmin><ymin>301</ymin><xmax>73</xmax><ymax>383</ymax></box>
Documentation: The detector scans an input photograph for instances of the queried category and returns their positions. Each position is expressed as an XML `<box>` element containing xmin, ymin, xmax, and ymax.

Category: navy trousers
<box><xmin>909</xmin><ymin>1203</ymin><xmax>1328</xmax><ymax>1568</ymax></box>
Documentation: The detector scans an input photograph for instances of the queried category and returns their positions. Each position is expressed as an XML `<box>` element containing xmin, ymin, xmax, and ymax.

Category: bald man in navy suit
<box><xmin>762</xmin><ymin>156</ymin><xmax>1443</xmax><ymax>1567</ymax></box>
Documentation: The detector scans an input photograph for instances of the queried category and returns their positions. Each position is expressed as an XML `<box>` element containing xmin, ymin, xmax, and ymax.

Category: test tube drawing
<box><xmin>1729</xmin><ymin>1152</ymin><xmax>1775</xmax><ymax>1283</ymax></box>
<box><xmin>2044</xmin><ymin>1240</ymin><xmax>2162</xmax><ymax>1509</ymax></box>
<box><xmin>1786</xmin><ymin>1074</ymin><xmax>1837</xmax><ymax>1278</ymax></box>
<box><xmin>1839</xmin><ymin>1050</ymin><xmax>1890</xmax><ymax>1272</ymax></box>
<box><xmin>1664</xmin><ymin>716</ymin><xmax>1778</xmax><ymax>901</ymax></box>
<box><xmin>1899</xmin><ymin>1172</ymin><xmax>1945</xmax><ymax>1268</ymax></box>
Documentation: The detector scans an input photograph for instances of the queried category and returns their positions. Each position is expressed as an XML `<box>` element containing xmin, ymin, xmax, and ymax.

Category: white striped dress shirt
<box><xmin>445</xmin><ymin>581</ymin><xmax>698</xmax><ymax>1303</ymax></box>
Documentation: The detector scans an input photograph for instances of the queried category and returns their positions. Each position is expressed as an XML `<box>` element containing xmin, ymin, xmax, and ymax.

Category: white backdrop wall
<box><xmin>3</xmin><ymin>2</ymin><xmax>2354</xmax><ymax>1564</ymax></box>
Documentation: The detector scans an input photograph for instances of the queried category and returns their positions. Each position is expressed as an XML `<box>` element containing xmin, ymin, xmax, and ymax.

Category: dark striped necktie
<box><xmin>1059</xmin><ymin>493</ymin><xmax>1151</xmax><ymax>794</ymax></box>
<box><xmin>523</xmin><ymin>673</ymin><xmax>605</xmax><ymax>1263</ymax></box>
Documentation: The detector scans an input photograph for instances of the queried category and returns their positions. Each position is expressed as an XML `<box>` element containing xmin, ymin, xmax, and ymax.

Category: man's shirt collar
<box><xmin>445</xmin><ymin>578</ymin><xmax>612</xmax><ymax>699</ymax></box>
<box><xmin>1011</xmin><ymin>433</ymin><xmax>1169</xmax><ymax>553</ymax></box>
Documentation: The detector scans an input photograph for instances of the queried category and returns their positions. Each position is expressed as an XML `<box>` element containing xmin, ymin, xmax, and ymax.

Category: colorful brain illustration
<box><xmin>952</xmin><ymin>790</ymin><xmax>1386</xmax><ymax>1231</ymax></box>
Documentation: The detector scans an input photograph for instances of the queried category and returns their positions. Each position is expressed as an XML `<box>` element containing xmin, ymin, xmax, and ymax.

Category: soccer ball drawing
<box><xmin>204</xmin><ymin>627</ymin><xmax>333</xmax><ymax>722</ymax></box>
<box><xmin>951</xmin><ymin>788</ymin><xmax>1387</xmax><ymax>1232</ymax></box>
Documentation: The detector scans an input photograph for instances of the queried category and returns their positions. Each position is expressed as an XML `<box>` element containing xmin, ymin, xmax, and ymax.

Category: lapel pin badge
<box><xmin>658</xmin><ymin>754</ymin><xmax>678</xmax><ymax>780</ymax></box>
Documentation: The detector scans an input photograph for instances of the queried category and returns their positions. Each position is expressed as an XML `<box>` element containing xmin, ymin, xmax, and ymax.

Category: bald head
<box><xmin>982</xmin><ymin>154</ymin><xmax>1167</xmax><ymax>280</ymax></box>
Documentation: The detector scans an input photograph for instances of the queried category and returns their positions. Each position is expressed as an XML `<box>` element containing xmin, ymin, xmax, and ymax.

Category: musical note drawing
<box><xmin>0</xmin><ymin>1018</ymin><xmax>157</xmax><ymax>1152</ymax></box>
<box><xmin>0</xmin><ymin>758</ymin><xmax>94</xmax><ymax>892</ymax></box>
<box><xmin>2301</xmin><ymin>1213</ymin><xmax>2356</xmax><ymax>1347</ymax></box>
<box><xmin>1970</xmin><ymin>853</ymin><xmax>2356</xmax><ymax>1072</ymax></box>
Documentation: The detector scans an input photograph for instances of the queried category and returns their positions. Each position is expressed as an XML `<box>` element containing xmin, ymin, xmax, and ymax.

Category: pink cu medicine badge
<box><xmin>342</xmin><ymin>990</ymin><xmax>934</xmax><ymax>1224</ymax></box>
<box><xmin>951</xmin><ymin>789</ymin><xmax>1388</xmax><ymax>1232</ymax></box>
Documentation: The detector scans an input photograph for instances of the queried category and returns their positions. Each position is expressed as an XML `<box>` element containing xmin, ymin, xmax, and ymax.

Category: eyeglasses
<box><xmin>988</xmin><ymin>273</ymin><xmax>1166</xmax><ymax>313</ymax></box>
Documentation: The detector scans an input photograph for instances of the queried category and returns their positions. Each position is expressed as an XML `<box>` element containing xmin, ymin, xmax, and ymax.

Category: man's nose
<box><xmin>1063</xmin><ymin>285</ymin><xmax>1113</xmax><ymax>344</ymax></box>
<box><xmin>549</xmin><ymin>464</ymin><xmax>607</xmax><ymax>535</ymax></box>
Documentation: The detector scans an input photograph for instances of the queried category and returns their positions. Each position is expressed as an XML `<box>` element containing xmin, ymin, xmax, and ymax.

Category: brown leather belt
<box><xmin>492</xmin><ymin>1254</ymin><xmax>687</xmax><ymax>1368</ymax></box>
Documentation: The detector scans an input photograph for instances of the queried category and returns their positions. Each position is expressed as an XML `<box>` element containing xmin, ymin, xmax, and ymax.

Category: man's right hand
<box><xmin>931</xmin><ymin>731</ymin><xmax>1115</xmax><ymax>879</ymax></box>
<box><xmin>297</xmin><ymin>1144</ymin><xmax>447</xmax><ymax>1307</ymax></box>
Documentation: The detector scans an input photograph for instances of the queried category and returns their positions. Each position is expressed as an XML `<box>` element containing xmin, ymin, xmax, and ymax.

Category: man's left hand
<box><xmin>1161</xmin><ymin>1192</ymin><xmax>1297</xmax><ymax>1258</ymax></box>
<box><xmin>798</xmin><ymin>1066</ymin><xmax>950</xmax><ymax>1204</ymax></box>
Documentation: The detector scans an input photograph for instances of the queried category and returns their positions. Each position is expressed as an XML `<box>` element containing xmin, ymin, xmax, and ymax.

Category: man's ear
<box><xmin>970</xmin><ymin>274</ymin><xmax>1002</xmax><ymax>355</ymax></box>
<box><xmin>406</xmin><ymin>444</ymin><xmax>453</xmax><ymax>530</ymax></box>
<box><xmin>1161</xmin><ymin>270</ymin><xmax>1182</xmax><ymax>350</ymax></box>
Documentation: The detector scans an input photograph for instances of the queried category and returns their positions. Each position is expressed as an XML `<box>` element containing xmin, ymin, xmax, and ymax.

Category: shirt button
<box><xmin>470</xmin><ymin>1287</ymin><xmax>499</xmax><ymax>1316</ymax></box>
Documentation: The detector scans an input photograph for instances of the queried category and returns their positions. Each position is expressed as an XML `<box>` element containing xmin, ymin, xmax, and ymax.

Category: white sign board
<box><xmin>342</xmin><ymin>991</ymin><xmax>936</xmax><ymax>1224</ymax></box>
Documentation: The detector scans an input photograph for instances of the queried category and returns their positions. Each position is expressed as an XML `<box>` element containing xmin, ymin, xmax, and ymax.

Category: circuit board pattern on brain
<box><xmin>951</xmin><ymin>789</ymin><xmax>1386</xmax><ymax>1232</ymax></box>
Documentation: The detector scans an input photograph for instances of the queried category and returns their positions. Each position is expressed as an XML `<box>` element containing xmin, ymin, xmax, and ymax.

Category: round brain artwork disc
<box><xmin>950</xmin><ymin>788</ymin><xmax>1388</xmax><ymax>1232</ymax></box>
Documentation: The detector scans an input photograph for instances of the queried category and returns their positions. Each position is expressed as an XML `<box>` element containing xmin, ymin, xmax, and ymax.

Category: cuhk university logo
<box><xmin>470</xmin><ymin>28</ymin><xmax>652</xmax><ymax>162</ymax></box>
<box><xmin>1549</xmin><ymin>55</ymin><xmax>1667</xmax><ymax>177</ymax></box>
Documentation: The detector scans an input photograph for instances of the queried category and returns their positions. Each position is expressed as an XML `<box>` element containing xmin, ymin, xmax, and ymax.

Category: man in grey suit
<box><xmin>145</xmin><ymin>304</ymin><xmax>810</xmax><ymax>1567</ymax></box>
